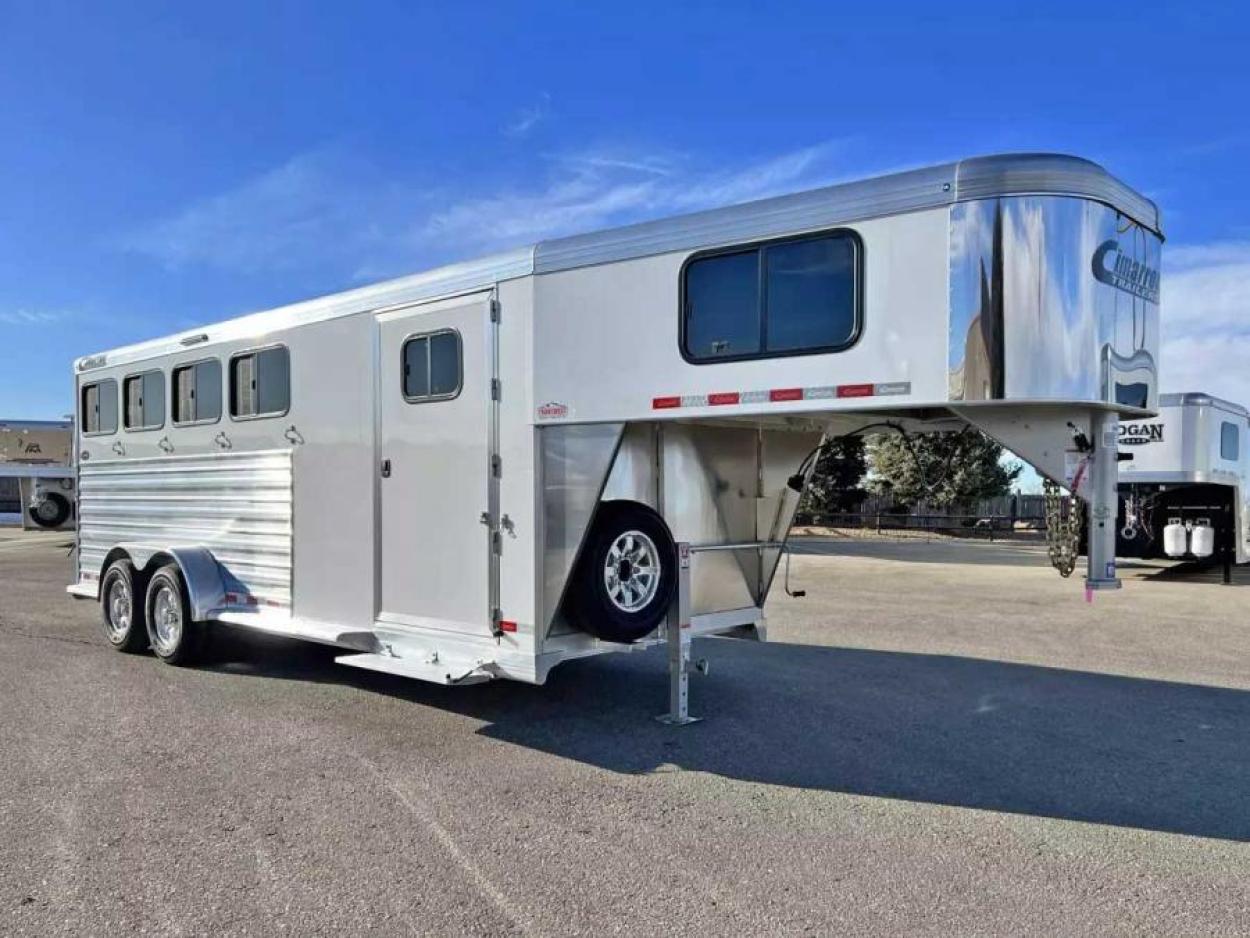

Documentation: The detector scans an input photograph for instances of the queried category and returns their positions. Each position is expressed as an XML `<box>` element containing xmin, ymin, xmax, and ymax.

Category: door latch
<box><xmin>381</xmin><ymin>458</ymin><xmax>392</xmax><ymax>478</ymax></box>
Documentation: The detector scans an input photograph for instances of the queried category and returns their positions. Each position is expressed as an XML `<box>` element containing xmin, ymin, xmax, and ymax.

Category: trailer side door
<box><xmin>375</xmin><ymin>292</ymin><xmax>495</xmax><ymax>635</ymax></box>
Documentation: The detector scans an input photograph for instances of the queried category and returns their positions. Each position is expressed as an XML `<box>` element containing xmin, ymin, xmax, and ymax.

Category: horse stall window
<box><xmin>402</xmin><ymin>330</ymin><xmax>462</xmax><ymax>402</ymax></box>
<box><xmin>230</xmin><ymin>346</ymin><xmax>290</xmax><ymax>419</ymax></box>
<box><xmin>172</xmin><ymin>359</ymin><xmax>222</xmax><ymax>426</ymax></box>
<box><xmin>81</xmin><ymin>379</ymin><xmax>118</xmax><ymax>435</ymax></box>
<box><xmin>123</xmin><ymin>370</ymin><xmax>165</xmax><ymax>431</ymax></box>
<box><xmin>682</xmin><ymin>229</ymin><xmax>861</xmax><ymax>363</ymax></box>
<box><xmin>1221</xmin><ymin>421</ymin><xmax>1240</xmax><ymax>461</ymax></box>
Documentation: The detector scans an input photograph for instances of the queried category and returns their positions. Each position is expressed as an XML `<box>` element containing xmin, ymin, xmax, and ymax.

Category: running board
<box><xmin>335</xmin><ymin>652</ymin><xmax>497</xmax><ymax>686</ymax></box>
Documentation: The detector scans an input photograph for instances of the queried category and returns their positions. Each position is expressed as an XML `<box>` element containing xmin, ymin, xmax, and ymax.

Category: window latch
<box><xmin>381</xmin><ymin>458</ymin><xmax>392</xmax><ymax>479</ymax></box>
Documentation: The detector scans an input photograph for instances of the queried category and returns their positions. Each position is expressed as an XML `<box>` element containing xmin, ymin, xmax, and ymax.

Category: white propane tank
<box><xmin>1191</xmin><ymin>521</ymin><xmax>1215</xmax><ymax>559</ymax></box>
<box><xmin>1163</xmin><ymin>519</ymin><xmax>1188</xmax><ymax>557</ymax></box>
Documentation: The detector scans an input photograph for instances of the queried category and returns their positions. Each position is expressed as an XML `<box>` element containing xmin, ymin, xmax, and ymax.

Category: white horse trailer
<box><xmin>67</xmin><ymin>153</ymin><xmax>1163</xmax><ymax>716</ymax></box>
<box><xmin>1117</xmin><ymin>392</ymin><xmax>1247</xmax><ymax>577</ymax></box>
<box><xmin>0</xmin><ymin>419</ymin><xmax>76</xmax><ymax>529</ymax></box>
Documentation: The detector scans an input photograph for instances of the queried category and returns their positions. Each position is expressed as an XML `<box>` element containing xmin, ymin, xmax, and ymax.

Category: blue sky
<box><xmin>3</xmin><ymin>1</ymin><xmax>1249</xmax><ymax>435</ymax></box>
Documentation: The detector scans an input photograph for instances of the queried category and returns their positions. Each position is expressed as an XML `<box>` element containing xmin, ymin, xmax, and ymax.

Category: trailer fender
<box><xmin>109</xmin><ymin>545</ymin><xmax>228</xmax><ymax>621</ymax></box>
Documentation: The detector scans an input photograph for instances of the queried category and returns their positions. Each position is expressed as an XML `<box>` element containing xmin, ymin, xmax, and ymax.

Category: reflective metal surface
<box><xmin>105</xmin><ymin>576</ymin><xmax>131</xmax><ymax>640</ymax></box>
<box><xmin>603</xmin><ymin>530</ymin><xmax>661</xmax><ymax>612</ymax></box>
<box><xmin>78</xmin><ymin>450</ymin><xmax>293</xmax><ymax>606</ymax></box>
<box><xmin>539</xmin><ymin>422</ymin><xmax>624</xmax><ymax>634</ymax></box>
<box><xmin>949</xmin><ymin>196</ymin><xmax>1161</xmax><ymax>409</ymax></box>
<box><xmin>151</xmin><ymin>583</ymin><xmax>182</xmax><ymax>654</ymax></box>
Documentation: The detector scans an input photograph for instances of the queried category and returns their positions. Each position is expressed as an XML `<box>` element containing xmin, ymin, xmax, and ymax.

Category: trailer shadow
<box><xmin>205</xmin><ymin>627</ymin><xmax>1250</xmax><ymax>843</ymax></box>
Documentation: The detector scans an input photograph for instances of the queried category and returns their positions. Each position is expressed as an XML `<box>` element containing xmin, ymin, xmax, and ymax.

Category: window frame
<box><xmin>171</xmin><ymin>357</ymin><xmax>223</xmax><ymax>428</ymax></box>
<box><xmin>122</xmin><ymin>368</ymin><xmax>166</xmax><ymax>433</ymax></box>
<box><xmin>81</xmin><ymin>378</ymin><xmax>118</xmax><ymax>437</ymax></box>
<box><xmin>228</xmin><ymin>344</ymin><xmax>291</xmax><ymax>422</ymax></box>
<box><xmin>1221</xmin><ymin>420</ymin><xmax>1240</xmax><ymax>462</ymax></box>
<box><xmin>401</xmin><ymin>328</ymin><xmax>464</xmax><ymax>404</ymax></box>
<box><xmin>678</xmin><ymin>227</ymin><xmax>864</xmax><ymax>365</ymax></box>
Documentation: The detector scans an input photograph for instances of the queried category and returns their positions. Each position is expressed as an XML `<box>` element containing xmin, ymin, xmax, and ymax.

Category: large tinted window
<box><xmin>403</xmin><ymin>330</ymin><xmax>462</xmax><ymax>401</ymax></box>
<box><xmin>82</xmin><ymin>379</ymin><xmax>118</xmax><ymax>435</ymax></box>
<box><xmin>230</xmin><ymin>346</ymin><xmax>289</xmax><ymax>419</ymax></box>
<box><xmin>123</xmin><ymin>370</ymin><xmax>165</xmax><ymax>431</ymax></box>
<box><xmin>682</xmin><ymin>231</ymin><xmax>860</xmax><ymax>363</ymax></box>
<box><xmin>173</xmin><ymin>359</ymin><xmax>222</xmax><ymax>425</ymax></box>
<box><xmin>1221</xmin><ymin>421</ymin><xmax>1239</xmax><ymax>461</ymax></box>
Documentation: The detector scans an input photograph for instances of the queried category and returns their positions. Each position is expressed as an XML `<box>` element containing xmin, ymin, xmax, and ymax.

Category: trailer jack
<box><xmin>657</xmin><ymin>542</ymin><xmax>708</xmax><ymax>725</ymax></box>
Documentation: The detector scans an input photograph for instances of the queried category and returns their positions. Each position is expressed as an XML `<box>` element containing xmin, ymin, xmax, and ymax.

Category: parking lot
<box><xmin>2</xmin><ymin>529</ymin><xmax>1249</xmax><ymax>936</ymax></box>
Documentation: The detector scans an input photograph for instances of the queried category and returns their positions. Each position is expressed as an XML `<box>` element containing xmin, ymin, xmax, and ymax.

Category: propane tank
<box><xmin>1190</xmin><ymin>520</ymin><xmax>1215</xmax><ymax>559</ymax></box>
<box><xmin>1163</xmin><ymin>518</ymin><xmax>1188</xmax><ymax>557</ymax></box>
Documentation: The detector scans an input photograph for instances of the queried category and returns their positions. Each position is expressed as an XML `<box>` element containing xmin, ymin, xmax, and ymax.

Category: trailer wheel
<box><xmin>144</xmin><ymin>564</ymin><xmax>204</xmax><ymax>666</ymax></box>
<box><xmin>100</xmin><ymin>559</ymin><xmax>149</xmax><ymax>653</ymax></box>
<box><xmin>568</xmin><ymin>502</ymin><xmax>676</xmax><ymax>643</ymax></box>
<box><xmin>29</xmin><ymin>492</ymin><xmax>70</xmax><ymax>529</ymax></box>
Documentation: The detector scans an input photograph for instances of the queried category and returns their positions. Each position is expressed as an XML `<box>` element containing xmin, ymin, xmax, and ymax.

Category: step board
<box><xmin>335</xmin><ymin>652</ymin><xmax>496</xmax><ymax>686</ymax></box>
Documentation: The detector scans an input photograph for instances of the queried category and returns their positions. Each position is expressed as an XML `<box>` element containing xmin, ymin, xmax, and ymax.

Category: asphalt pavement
<box><xmin>2</xmin><ymin>530</ymin><xmax>1249</xmax><ymax>936</ymax></box>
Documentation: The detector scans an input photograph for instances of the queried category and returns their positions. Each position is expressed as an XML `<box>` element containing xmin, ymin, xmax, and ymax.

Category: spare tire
<box><xmin>567</xmin><ymin>501</ymin><xmax>676</xmax><ymax>643</ymax></box>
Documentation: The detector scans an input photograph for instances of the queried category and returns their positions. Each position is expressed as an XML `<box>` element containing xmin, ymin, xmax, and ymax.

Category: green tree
<box><xmin>798</xmin><ymin>435</ymin><xmax>867</xmax><ymax>520</ymax></box>
<box><xmin>866</xmin><ymin>430</ymin><xmax>1020</xmax><ymax>507</ymax></box>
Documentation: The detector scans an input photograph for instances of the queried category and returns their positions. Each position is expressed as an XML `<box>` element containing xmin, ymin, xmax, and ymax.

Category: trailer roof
<box><xmin>79</xmin><ymin>152</ymin><xmax>1162</xmax><ymax>371</ymax></box>
<box><xmin>1159</xmin><ymin>392</ymin><xmax>1249</xmax><ymax>417</ymax></box>
<box><xmin>0</xmin><ymin>420</ymin><xmax>72</xmax><ymax>430</ymax></box>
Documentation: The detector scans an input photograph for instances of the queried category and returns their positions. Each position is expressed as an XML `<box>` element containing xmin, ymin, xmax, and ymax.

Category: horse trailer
<box><xmin>0</xmin><ymin>419</ymin><xmax>76</xmax><ymax>529</ymax></box>
<box><xmin>67</xmin><ymin>153</ymin><xmax>1163</xmax><ymax>716</ymax></box>
<box><xmin>1118</xmin><ymin>392</ymin><xmax>1246</xmax><ymax>576</ymax></box>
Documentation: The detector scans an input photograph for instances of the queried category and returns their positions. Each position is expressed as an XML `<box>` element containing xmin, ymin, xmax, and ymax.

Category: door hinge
<box><xmin>489</xmin><ymin>298</ymin><xmax>501</xmax><ymax>323</ymax></box>
<box><xmin>490</xmin><ymin>378</ymin><xmax>501</xmax><ymax>401</ymax></box>
<box><xmin>491</xmin><ymin>454</ymin><xmax>502</xmax><ymax>477</ymax></box>
<box><xmin>492</xmin><ymin>531</ymin><xmax>503</xmax><ymax>555</ymax></box>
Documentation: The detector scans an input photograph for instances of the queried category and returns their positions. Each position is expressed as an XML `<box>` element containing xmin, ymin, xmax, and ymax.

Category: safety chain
<box><xmin>1042</xmin><ymin>477</ymin><xmax>1084</xmax><ymax>578</ymax></box>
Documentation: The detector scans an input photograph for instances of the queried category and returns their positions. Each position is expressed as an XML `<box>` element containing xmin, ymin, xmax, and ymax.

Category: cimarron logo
<box><xmin>1119</xmin><ymin>422</ymin><xmax>1164</xmax><ymax>446</ymax></box>
<box><xmin>1092</xmin><ymin>240</ymin><xmax>1160</xmax><ymax>304</ymax></box>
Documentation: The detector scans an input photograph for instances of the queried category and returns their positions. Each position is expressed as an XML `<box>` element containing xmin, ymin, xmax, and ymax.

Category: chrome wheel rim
<box><xmin>151</xmin><ymin>584</ymin><xmax>182</xmax><ymax>654</ymax></box>
<box><xmin>105</xmin><ymin>577</ymin><xmax>131</xmax><ymax>639</ymax></box>
<box><xmin>603</xmin><ymin>530</ymin><xmax>661</xmax><ymax>613</ymax></box>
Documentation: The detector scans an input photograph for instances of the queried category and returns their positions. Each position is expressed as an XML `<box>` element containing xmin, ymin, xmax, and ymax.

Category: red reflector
<box><xmin>652</xmin><ymin>396</ymin><xmax>681</xmax><ymax>409</ymax></box>
<box><xmin>707</xmin><ymin>392</ymin><xmax>740</xmax><ymax>406</ymax></box>
<box><xmin>836</xmin><ymin>383</ymin><xmax>875</xmax><ymax>398</ymax></box>
<box><xmin>769</xmin><ymin>387</ymin><xmax>803</xmax><ymax>402</ymax></box>
<box><xmin>245</xmin><ymin>595</ymin><xmax>259</xmax><ymax>606</ymax></box>
<box><xmin>499</xmin><ymin>619</ymin><xmax>518</xmax><ymax>633</ymax></box>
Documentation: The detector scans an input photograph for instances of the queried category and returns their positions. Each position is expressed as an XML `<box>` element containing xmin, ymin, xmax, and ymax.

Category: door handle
<box><xmin>381</xmin><ymin>458</ymin><xmax>392</xmax><ymax>478</ymax></box>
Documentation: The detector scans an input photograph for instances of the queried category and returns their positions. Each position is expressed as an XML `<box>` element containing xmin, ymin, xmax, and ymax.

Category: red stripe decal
<box><xmin>836</xmin><ymin>383</ymin><xmax>875</xmax><ymax>398</ymax></box>
<box><xmin>707</xmin><ymin>392</ymin><xmax>740</xmax><ymax>406</ymax></box>
<box><xmin>652</xmin><ymin>396</ymin><xmax>681</xmax><ymax>409</ymax></box>
<box><xmin>769</xmin><ymin>387</ymin><xmax>804</xmax><ymax>402</ymax></box>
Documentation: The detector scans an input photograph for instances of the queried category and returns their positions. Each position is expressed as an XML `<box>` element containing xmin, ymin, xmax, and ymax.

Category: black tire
<box><xmin>99</xmin><ymin>559</ymin><xmax>149</xmax><ymax>653</ymax></box>
<box><xmin>29</xmin><ymin>492</ymin><xmax>70</xmax><ymax>529</ymax></box>
<box><xmin>567</xmin><ymin>501</ymin><xmax>676</xmax><ymax>643</ymax></box>
<box><xmin>144</xmin><ymin>563</ymin><xmax>204</xmax><ymax>666</ymax></box>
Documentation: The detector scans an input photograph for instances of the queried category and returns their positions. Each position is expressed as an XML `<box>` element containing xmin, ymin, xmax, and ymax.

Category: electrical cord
<box><xmin>788</xmin><ymin>420</ymin><xmax>977</xmax><ymax>500</ymax></box>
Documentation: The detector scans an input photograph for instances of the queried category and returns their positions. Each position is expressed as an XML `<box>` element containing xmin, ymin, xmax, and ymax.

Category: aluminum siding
<box><xmin>78</xmin><ymin>450</ymin><xmax>293</xmax><ymax>605</ymax></box>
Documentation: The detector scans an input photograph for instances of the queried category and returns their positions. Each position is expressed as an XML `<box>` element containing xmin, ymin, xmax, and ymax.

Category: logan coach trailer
<box><xmin>67</xmin><ymin>153</ymin><xmax>1162</xmax><ymax>717</ymax></box>
<box><xmin>0</xmin><ymin>419</ymin><xmax>75</xmax><ymax>529</ymax></box>
<box><xmin>1117</xmin><ymin>392</ymin><xmax>1247</xmax><ymax>578</ymax></box>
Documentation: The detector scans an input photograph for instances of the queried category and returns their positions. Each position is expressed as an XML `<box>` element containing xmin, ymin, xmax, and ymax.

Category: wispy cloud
<box><xmin>0</xmin><ymin>308</ymin><xmax>70</xmax><ymax>326</ymax></box>
<box><xmin>1160</xmin><ymin>241</ymin><xmax>1250</xmax><ymax>404</ymax></box>
<box><xmin>116</xmin><ymin>148</ymin><xmax>433</xmax><ymax>276</ymax></box>
<box><xmin>420</xmin><ymin>139</ymin><xmax>849</xmax><ymax>253</ymax></box>
<box><xmin>502</xmin><ymin>93</ymin><xmax>551</xmax><ymax>137</ymax></box>
<box><xmin>118</xmin><ymin>138</ymin><xmax>853</xmax><ymax>283</ymax></box>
